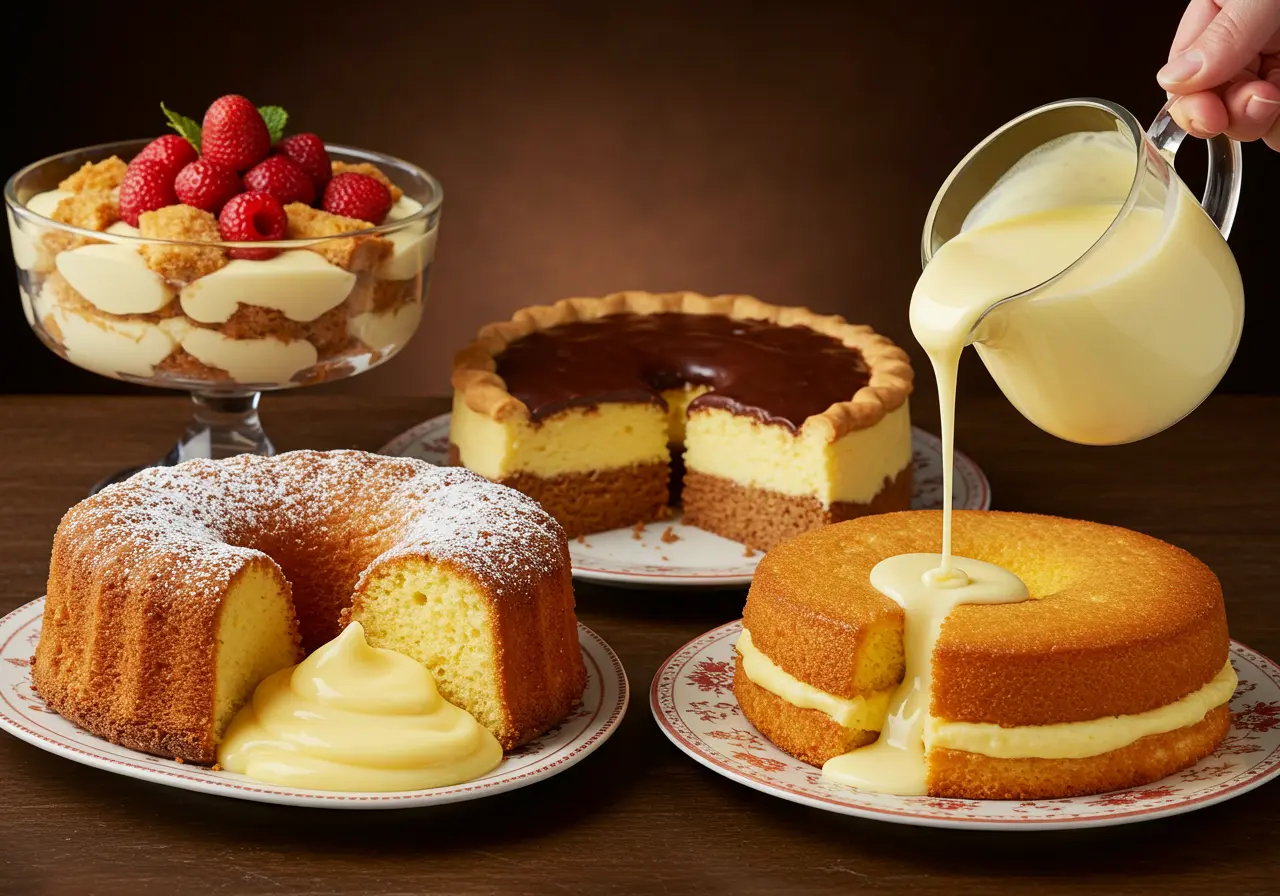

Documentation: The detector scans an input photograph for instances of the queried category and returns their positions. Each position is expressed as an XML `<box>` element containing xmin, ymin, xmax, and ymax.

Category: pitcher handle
<box><xmin>1146</xmin><ymin>98</ymin><xmax>1243</xmax><ymax>238</ymax></box>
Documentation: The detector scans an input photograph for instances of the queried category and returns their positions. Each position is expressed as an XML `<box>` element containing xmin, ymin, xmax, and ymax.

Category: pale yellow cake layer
<box><xmin>736</xmin><ymin>628</ymin><xmax>1238</xmax><ymax>761</ymax></box>
<box><xmin>684</xmin><ymin>402</ymin><xmax>913</xmax><ymax>507</ymax></box>
<box><xmin>450</xmin><ymin>392</ymin><xmax>668</xmax><ymax>479</ymax></box>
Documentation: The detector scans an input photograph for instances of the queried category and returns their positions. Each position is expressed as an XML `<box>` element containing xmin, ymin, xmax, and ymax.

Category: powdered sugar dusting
<box><xmin>65</xmin><ymin>450</ymin><xmax>568</xmax><ymax>599</ymax></box>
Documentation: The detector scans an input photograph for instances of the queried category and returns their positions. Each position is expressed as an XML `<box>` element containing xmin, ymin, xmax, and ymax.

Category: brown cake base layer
<box><xmin>682</xmin><ymin>465</ymin><xmax>912</xmax><ymax>552</ymax></box>
<box><xmin>448</xmin><ymin>445</ymin><xmax>668</xmax><ymax>538</ymax></box>
<box><xmin>734</xmin><ymin>652</ymin><xmax>1231</xmax><ymax>799</ymax></box>
<box><xmin>733</xmin><ymin>655</ymin><xmax>879</xmax><ymax>766</ymax></box>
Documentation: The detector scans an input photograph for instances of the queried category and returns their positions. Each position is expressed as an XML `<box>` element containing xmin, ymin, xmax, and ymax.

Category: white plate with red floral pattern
<box><xmin>651</xmin><ymin>619</ymin><xmax>1280</xmax><ymax>830</ymax></box>
<box><xmin>381</xmin><ymin>413</ymin><xmax>991</xmax><ymax>588</ymax></box>
<box><xmin>0</xmin><ymin>597</ymin><xmax>628</xmax><ymax>809</ymax></box>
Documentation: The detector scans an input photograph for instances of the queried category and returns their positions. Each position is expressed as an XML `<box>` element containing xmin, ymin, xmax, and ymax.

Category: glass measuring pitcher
<box><xmin>920</xmin><ymin>98</ymin><xmax>1245</xmax><ymax>446</ymax></box>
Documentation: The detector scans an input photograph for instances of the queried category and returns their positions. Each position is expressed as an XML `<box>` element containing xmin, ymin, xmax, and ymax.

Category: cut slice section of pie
<box><xmin>450</xmin><ymin>291</ymin><xmax>914</xmax><ymax>551</ymax></box>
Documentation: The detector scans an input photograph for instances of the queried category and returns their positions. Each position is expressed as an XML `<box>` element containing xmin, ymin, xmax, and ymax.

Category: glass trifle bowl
<box><xmin>5</xmin><ymin>139</ymin><xmax>441</xmax><ymax>486</ymax></box>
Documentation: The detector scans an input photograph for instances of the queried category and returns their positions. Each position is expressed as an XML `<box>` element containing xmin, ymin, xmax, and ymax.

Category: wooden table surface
<box><xmin>1</xmin><ymin>393</ymin><xmax>1277</xmax><ymax>895</ymax></box>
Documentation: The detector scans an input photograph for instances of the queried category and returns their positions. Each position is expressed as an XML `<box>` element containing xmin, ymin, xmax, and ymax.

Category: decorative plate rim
<box><xmin>650</xmin><ymin>618</ymin><xmax>1280</xmax><ymax>831</ymax></box>
<box><xmin>380</xmin><ymin>413</ymin><xmax>992</xmax><ymax>588</ymax></box>
<box><xmin>0</xmin><ymin>597</ymin><xmax>629</xmax><ymax>809</ymax></box>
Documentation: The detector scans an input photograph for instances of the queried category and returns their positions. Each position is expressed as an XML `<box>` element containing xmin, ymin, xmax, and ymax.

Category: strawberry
<box><xmin>201</xmin><ymin>95</ymin><xmax>271</xmax><ymax>172</ymax></box>
<box><xmin>243</xmin><ymin>155</ymin><xmax>315</xmax><ymax>205</ymax></box>
<box><xmin>321</xmin><ymin>173</ymin><xmax>391</xmax><ymax>223</ymax></box>
<box><xmin>118</xmin><ymin>160</ymin><xmax>178</xmax><ymax>226</ymax></box>
<box><xmin>218</xmin><ymin>191</ymin><xmax>288</xmax><ymax>260</ymax></box>
<box><xmin>133</xmin><ymin>135</ymin><xmax>198</xmax><ymax>177</ymax></box>
<box><xmin>174</xmin><ymin>160</ymin><xmax>242</xmax><ymax>215</ymax></box>
<box><xmin>275</xmin><ymin>133</ymin><xmax>331</xmax><ymax>189</ymax></box>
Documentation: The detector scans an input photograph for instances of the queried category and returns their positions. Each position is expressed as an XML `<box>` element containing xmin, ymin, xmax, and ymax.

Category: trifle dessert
<box><xmin>6</xmin><ymin>95</ymin><xmax>440</xmax><ymax>475</ymax></box>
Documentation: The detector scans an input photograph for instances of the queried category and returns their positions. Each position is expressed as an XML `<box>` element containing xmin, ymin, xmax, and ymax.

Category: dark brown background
<box><xmin>4</xmin><ymin>0</ymin><xmax>1277</xmax><ymax>399</ymax></box>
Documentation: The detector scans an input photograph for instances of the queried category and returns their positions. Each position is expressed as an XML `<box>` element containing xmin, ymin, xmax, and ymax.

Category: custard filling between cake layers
<box><xmin>735</xmin><ymin>627</ymin><xmax>1237</xmax><ymax>761</ymax></box>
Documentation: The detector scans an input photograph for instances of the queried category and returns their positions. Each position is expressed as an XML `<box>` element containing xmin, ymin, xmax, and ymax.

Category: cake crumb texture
<box><xmin>682</xmin><ymin>467</ymin><xmax>912</xmax><ymax>552</ymax></box>
<box><xmin>284</xmin><ymin>203</ymin><xmax>390</xmax><ymax>271</ymax></box>
<box><xmin>52</xmin><ymin>192</ymin><xmax>119</xmax><ymax>231</ymax></box>
<box><xmin>58</xmin><ymin>156</ymin><xmax>128</xmax><ymax>194</ymax></box>
<box><xmin>138</xmin><ymin>205</ymin><xmax>227</xmax><ymax>282</ymax></box>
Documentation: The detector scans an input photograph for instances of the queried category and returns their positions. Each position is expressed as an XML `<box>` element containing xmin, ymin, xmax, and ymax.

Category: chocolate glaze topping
<box><xmin>495</xmin><ymin>313</ymin><xmax>871</xmax><ymax>430</ymax></box>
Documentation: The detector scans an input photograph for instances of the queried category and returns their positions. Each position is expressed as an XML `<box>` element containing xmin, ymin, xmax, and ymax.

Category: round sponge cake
<box><xmin>736</xmin><ymin>510</ymin><xmax>1233</xmax><ymax>799</ymax></box>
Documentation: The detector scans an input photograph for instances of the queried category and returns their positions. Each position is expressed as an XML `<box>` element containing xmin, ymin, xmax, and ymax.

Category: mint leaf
<box><xmin>258</xmin><ymin>105</ymin><xmax>289</xmax><ymax>144</ymax></box>
<box><xmin>161</xmin><ymin>102</ymin><xmax>202</xmax><ymax>152</ymax></box>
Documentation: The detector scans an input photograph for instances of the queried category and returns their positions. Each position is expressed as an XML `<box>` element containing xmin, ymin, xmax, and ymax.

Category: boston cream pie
<box><xmin>735</xmin><ymin>510</ymin><xmax>1233</xmax><ymax>799</ymax></box>
<box><xmin>449</xmin><ymin>291</ymin><xmax>914</xmax><ymax>550</ymax></box>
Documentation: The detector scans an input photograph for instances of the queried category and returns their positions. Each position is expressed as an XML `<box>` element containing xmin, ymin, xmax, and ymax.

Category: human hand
<box><xmin>1158</xmin><ymin>0</ymin><xmax>1280</xmax><ymax>148</ymax></box>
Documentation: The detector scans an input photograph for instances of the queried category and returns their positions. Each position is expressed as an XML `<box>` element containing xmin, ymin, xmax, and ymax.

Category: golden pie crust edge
<box><xmin>450</xmin><ymin>291</ymin><xmax>914</xmax><ymax>442</ymax></box>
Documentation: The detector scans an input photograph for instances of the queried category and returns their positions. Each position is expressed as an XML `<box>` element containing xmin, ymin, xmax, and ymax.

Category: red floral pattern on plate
<box><xmin>650</xmin><ymin>619</ymin><xmax>1280</xmax><ymax>830</ymax></box>
<box><xmin>380</xmin><ymin>415</ymin><xmax>991</xmax><ymax>587</ymax></box>
<box><xmin>0</xmin><ymin>599</ymin><xmax>629</xmax><ymax>810</ymax></box>
<box><xmin>686</xmin><ymin>658</ymin><xmax>735</xmax><ymax>696</ymax></box>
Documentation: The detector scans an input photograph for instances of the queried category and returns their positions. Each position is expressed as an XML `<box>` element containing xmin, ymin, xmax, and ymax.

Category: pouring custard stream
<box><xmin>821</xmin><ymin>131</ymin><xmax>1243</xmax><ymax>794</ymax></box>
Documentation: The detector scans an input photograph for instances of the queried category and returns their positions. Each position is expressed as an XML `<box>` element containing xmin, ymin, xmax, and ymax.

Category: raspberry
<box><xmin>133</xmin><ymin>135</ymin><xmax>198</xmax><ymax>177</ymax></box>
<box><xmin>321</xmin><ymin>173</ymin><xmax>391</xmax><ymax>224</ymax></box>
<box><xmin>218</xmin><ymin>192</ymin><xmax>288</xmax><ymax>260</ymax></box>
<box><xmin>275</xmin><ymin>133</ymin><xmax>331</xmax><ymax>189</ymax></box>
<box><xmin>243</xmin><ymin>155</ymin><xmax>315</xmax><ymax>205</ymax></box>
<box><xmin>118</xmin><ymin>160</ymin><xmax>178</xmax><ymax>226</ymax></box>
<box><xmin>201</xmin><ymin>95</ymin><xmax>271</xmax><ymax>172</ymax></box>
<box><xmin>174</xmin><ymin>160</ymin><xmax>242</xmax><ymax>215</ymax></box>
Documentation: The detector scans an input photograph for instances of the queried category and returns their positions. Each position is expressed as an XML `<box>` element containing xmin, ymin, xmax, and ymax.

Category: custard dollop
<box><xmin>218</xmin><ymin>621</ymin><xmax>502</xmax><ymax>791</ymax></box>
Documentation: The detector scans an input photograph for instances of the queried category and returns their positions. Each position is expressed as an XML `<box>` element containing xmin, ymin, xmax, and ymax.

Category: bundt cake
<box><xmin>735</xmin><ymin>510</ymin><xmax>1234</xmax><ymax>799</ymax></box>
<box><xmin>33</xmin><ymin>450</ymin><xmax>586</xmax><ymax>765</ymax></box>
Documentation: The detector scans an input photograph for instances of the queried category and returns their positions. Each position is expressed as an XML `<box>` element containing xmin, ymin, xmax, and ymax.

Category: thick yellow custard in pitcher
<box><xmin>914</xmin><ymin>130</ymin><xmax>1244</xmax><ymax>448</ymax></box>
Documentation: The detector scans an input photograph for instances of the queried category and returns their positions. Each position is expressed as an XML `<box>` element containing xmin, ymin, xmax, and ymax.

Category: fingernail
<box><xmin>1246</xmin><ymin>94</ymin><xmax>1280</xmax><ymax>122</ymax></box>
<box><xmin>1159</xmin><ymin>50</ymin><xmax>1204</xmax><ymax>85</ymax></box>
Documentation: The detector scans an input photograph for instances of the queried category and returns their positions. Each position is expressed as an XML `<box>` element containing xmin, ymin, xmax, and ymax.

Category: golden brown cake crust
<box><xmin>34</xmin><ymin>450</ymin><xmax>583</xmax><ymax>763</ymax></box>
<box><xmin>744</xmin><ymin>510</ymin><xmax>1229</xmax><ymax>723</ymax></box>
<box><xmin>451</xmin><ymin>291</ymin><xmax>913</xmax><ymax>441</ymax></box>
<box><xmin>682</xmin><ymin>466</ymin><xmax>913</xmax><ymax>552</ymax></box>
<box><xmin>927</xmin><ymin>705</ymin><xmax>1232</xmax><ymax>800</ymax></box>
<box><xmin>733</xmin><ymin>655</ymin><xmax>878</xmax><ymax>765</ymax></box>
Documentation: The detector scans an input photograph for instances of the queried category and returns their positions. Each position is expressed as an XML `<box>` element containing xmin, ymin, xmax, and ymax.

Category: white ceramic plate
<box><xmin>381</xmin><ymin>413</ymin><xmax>991</xmax><ymax>588</ymax></box>
<box><xmin>0</xmin><ymin>598</ymin><xmax>628</xmax><ymax>809</ymax></box>
<box><xmin>651</xmin><ymin>619</ymin><xmax>1280</xmax><ymax>830</ymax></box>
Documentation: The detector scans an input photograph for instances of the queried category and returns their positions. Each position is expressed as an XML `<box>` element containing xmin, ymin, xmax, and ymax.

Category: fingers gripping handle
<box><xmin>1147</xmin><ymin>98</ymin><xmax>1243</xmax><ymax>238</ymax></box>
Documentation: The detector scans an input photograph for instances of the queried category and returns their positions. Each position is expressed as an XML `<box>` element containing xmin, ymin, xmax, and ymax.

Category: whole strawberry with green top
<box><xmin>201</xmin><ymin>95</ymin><xmax>272</xmax><ymax>172</ymax></box>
